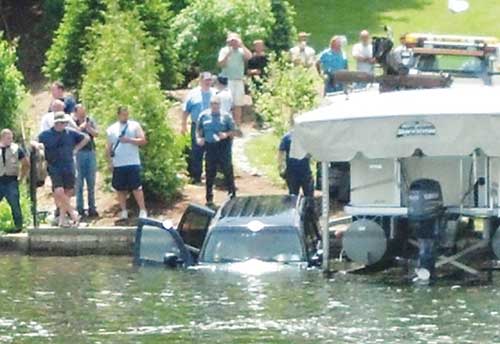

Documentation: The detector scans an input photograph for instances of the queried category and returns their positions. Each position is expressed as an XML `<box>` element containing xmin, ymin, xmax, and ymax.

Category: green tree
<box><xmin>171</xmin><ymin>0</ymin><xmax>276</xmax><ymax>77</ymax></box>
<box><xmin>80</xmin><ymin>7</ymin><xmax>184</xmax><ymax>201</ymax></box>
<box><xmin>0</xmin><ymin>33</ymin><xmax>25</xmax><ymax>131</ymax></box>
<box><xmin>118</xmin><ymin>0</ymin><xmax>183</xmax><ymax>88</ymax></box>
<box><xmin>43</xmin><ymin>0</ymin><xmax>106</xmax><ymax>89</ymax></box>
<box><xmin>252</xmin><ymin>53</ymin><xmax>321</xmax><ymax>136</ymax></box>
<box><xmin>267</xmin><ymin>0</ymin><xmax>297</xmax><ymax>53</ymax></box>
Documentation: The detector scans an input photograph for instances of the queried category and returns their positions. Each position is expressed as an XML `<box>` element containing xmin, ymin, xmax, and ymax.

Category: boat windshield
<box><xmin>200</xmin><ymin>227</ymin><xmax>305</xmax><ymax>263</ymax></box>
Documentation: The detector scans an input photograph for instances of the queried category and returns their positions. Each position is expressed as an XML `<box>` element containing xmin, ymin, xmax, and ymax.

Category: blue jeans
<box><xmin>0</xmin><ymin>180</ymin><xmax>23</xmax><ymax>230</ymax></box>
<box><xmin>75</xmin><ymin>150</ymin><xmax>97</xmax><ymax>213</ymax></box>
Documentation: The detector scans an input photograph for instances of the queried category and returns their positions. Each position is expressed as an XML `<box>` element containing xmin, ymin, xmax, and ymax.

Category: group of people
<box><xmin>0</xmin><ymin>81</ymin><xmax>150</xmax><ymax>229</ymax></box>
<box><xmin>0</xmin><ymin>29</ymin><xmax>379</xmax><ymax>229</ymax></box>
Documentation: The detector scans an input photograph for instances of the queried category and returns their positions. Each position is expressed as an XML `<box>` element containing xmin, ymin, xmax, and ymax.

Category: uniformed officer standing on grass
<box><xmin>196</xmin><ymin>96</ymin><xmax>237</xmax><ymax>207</ymax></box>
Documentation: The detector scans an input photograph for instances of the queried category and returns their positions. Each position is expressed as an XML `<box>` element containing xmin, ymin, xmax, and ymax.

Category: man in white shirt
<box><xmin>352</xmin><ymin>30</ymin><xmax>376</xmax><ymax>74</ymax></box>
<box><xmin>106</xmin><ymin>106</ymin><xmax>148</xmax><ymax>220</ymax></box>
<box><xmin>217</xmin><ymin>32</ymin><xmax>252</xmax><ymax>126</ymax></box>
<box><xmin>215</xmin><ymin>75</ymin><xmax>233</xmax><ymax>116</ymax></box>
<box><xmin>290</xmin><ymin>32</ymin><xmax>316</xmax><ymax>67</ymax></box>
<box><xmin>40</xmin><ymin>99</ymin><xmax>77</xmax><ymax>133</ymax></box>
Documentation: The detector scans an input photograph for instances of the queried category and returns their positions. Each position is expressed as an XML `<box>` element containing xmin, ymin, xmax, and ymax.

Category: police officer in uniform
<box><xmin>278</xmin><ymin>130</ymin><xmax>314</xmax><ymax>197</ymax></box>
<box><xmin>0</xmin><ymin>129</ymin><xmax>29</xmax><ymax>232</ymax></box>
<box><xmin>196</xmin><ymin>96</ymin><xmax>237</xmax><ymax>207</ymax></box>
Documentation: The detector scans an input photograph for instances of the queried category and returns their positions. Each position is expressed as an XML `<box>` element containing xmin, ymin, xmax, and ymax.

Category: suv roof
<box><xmin>214</xmin><ymin>195</ymin><xmax>301</xmax><ymax>228</ymax></box>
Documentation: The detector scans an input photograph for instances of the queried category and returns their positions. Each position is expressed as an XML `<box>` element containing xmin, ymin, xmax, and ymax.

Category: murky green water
<box><xmin>1</xmin><ymin>255</ymin><xmax>500</xmax><ymax>343</ymax></box>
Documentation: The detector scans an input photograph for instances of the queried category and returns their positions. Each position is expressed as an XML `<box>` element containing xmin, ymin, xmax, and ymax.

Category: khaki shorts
<box><xmin>228</xmin><ymin>79</ymin><xmax>245</xmax><ymax>106</ymax></box>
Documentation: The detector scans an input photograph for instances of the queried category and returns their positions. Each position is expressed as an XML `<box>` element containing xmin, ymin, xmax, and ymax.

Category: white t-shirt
<box><xmin>216</xmin><ymin>88</ymin><xmax>233</xmax><ymax>116</ymax></box>
<box><xmin>352</xmin><ymin>42</ymin><xmax>374</xmax><ymax>73</ymax></box>
<box><xmin>289</xmin><ymin>45</ymin><xmax>316</xmax><ymax>66</ymax></box>
<box><xmin>106</xmin><ymin>120</ymin><xmax>142</xmax><ymax>167</ymax></box>
<box><xmin>39</xmin><ymin>112</ymin><xmax>77</xmax><ymax>133</ymax></box>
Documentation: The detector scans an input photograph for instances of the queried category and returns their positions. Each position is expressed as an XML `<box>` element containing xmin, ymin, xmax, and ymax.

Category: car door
<box><xmin>177</xmin><ymin>204</ymin><xmax>215</xmax><ymax>261</ymax></box>
<box><xmin>134</xmin><ymin>218</ymin><xmax>194</xmax><ymax>268</ymax></box>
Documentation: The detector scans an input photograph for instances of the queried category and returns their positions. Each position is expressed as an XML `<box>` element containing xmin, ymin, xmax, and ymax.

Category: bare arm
<box><xmin>74</xmin><ymin>135</ymin><xmax>90</xmax><ymax>152</ymax></box>
<box><xmin>315</xmin><ymin>59</ymin><xmax>322</xmax><ymax>75</ymax></box>
<box><xmin>241</xmin><ymin>45</ymin><xmax>252</xmax><ymax>61</ymax></box>
<box><xmin>181</xmin><ymin>111</ymin><xmax>189</xmax><ymax>134</ymax></box>
<box><xmin>122</xmin><ymin>125</ymin><xmax>147</xmax><ymax>146</ymax></box>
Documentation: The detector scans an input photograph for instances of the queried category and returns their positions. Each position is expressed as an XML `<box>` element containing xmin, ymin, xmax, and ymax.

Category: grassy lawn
<box><xmin>245</xmin><ymin>132</ymin><xmax>286</xmax><ymax>186</ymax></box>
<box><xmin>290</xmin><ymin>0</ymin><xmax>500</xmax><ymax>55</ymax></box>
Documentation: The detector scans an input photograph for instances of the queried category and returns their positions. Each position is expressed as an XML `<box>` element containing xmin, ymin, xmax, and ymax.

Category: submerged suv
<box><xmin>134</xmin><ymin>195</ymin><xmax>322</xmax><ymax>269</ymax></box>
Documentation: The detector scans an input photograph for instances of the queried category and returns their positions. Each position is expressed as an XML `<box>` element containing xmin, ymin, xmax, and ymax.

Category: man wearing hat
<box><xmin>182</xmin><ymin>72</ymin><xmax>216</xmax><ymax>184</ymax></box>
<box><xmin>38</xmin><ymin>112</ymin><xmax>90</xmax><ymax>227</ymax></box>
<box><xmin>217</xmin><ymin>32</ymin><xmax>252</xmax><ymax>126</ymax></box>
<box><xmin>290</xmin><ymin>32</ymin><xmax>316</xmax><ymax>67</ymax></box>
<box><xmin>196</xmin><ymin>95</ymin><xmax>237</xmax><ymax>207</ymax></box>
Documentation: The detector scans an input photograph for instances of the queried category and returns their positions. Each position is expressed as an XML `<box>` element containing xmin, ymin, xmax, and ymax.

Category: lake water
<box><xmin>1</xmin><ymin>255</ymin><xmax>500</xmax><ymax>343</ymax></box>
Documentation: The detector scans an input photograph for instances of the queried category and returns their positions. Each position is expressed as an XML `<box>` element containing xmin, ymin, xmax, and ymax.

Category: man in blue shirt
<box><xmin>182</xmin><ymin>72</ymin><xmax>216</xmax><ymax>184</ymax></box>
<box><xmin>316</xmin><ymin>36</ymin><xmax>348</xmax><ymax>94</ymax></box>
<box><xmin>38</xmin><ymin>112</ymin><xmax>89</xmax><ymax>227</ymax></box>
<box><xmin>48</xmin><ymin>81</ymin><xmax>76</xmax><ymax>114</ymax></box>
<box><xmin>278</xmin><ymin>131</ymin><xmax>314</xmax><ymax>197</ymax></box>
<box><xmin>196</xmin><ymin>96</ymin><xmax>237</xmax><ymax>207</ymax></box>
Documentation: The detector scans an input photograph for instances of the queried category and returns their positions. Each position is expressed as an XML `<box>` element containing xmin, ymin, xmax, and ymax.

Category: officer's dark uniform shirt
<box><xmin>279</xmin><ymin>132</ymin><xmax>311</xmax><ymax>176</ymax></box>
<box><xmin>38</xmin><ymin>128</ymin><xmax>85</xmax><ymax>172</ymax></box>
<box><xmin>197</xmin><ymin>110</ymin><xmax>235</xmax><ymax>143</ymax></box>
<box><xmin>0</xmin><ymin>147</ymin><xmax>25</xmax><ymax>183</ymax></box>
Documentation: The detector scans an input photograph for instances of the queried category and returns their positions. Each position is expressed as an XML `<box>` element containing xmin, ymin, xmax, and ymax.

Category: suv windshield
<box><xmin>200</xmin><ymin>227</ymin><xmax>305</xmax><ymax>263</ymax></box>
<box><xmin>415</xmin><ymin>55</ymin><xmax>488</xmax><ymax>75</ymax></box>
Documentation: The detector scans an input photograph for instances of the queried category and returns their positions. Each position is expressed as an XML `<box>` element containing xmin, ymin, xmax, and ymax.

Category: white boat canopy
<box><xmin>291</xmin><ymin>86</ymin><xmax>500</xmax><ymax>161</ymax></box>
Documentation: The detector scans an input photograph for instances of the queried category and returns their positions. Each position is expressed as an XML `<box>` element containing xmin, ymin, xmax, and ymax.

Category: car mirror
<box><xmin>164</xmin><ymin>253</ymin><xmax>184</xmax><ymax>268</ymax></box>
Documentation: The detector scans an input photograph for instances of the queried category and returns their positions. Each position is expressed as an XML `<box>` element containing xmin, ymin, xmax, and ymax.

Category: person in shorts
<box><xmin>106</xmin><ymin>106</ymin><xmax>148</xmax><ymax>220</ymax></box>
<box><xmin>217</xmin><ymin>32</ymin><xmax>252</xmax><ymax>126</ymax></box>
<box><xmin>38</xmin><ymin>112</ymin><xmax>89</xmax><ymax>227</ymax></box>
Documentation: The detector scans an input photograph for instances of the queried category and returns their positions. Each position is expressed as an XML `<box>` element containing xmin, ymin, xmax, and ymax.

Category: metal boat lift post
<box><xmin>321</xmin><ymin>161</ymin><xmax>330</xmax><ymax>271</ymax></box>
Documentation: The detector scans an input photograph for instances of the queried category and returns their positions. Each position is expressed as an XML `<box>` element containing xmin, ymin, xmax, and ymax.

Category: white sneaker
<box><xmin>139</xmin><ymin>209</ymin><xmax>148</xmax><ymax>219</ymax></box>
<box><xmin>119</xmin><ymin>210</ymin><xmax>128</xmax><ymax>220</ymax></box>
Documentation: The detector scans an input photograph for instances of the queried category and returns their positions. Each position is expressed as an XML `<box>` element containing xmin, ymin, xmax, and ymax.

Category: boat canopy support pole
<box><xmin>321</xmin><ymin>161</ymin><xmax>330</xmax><ymax>271</ymax></box>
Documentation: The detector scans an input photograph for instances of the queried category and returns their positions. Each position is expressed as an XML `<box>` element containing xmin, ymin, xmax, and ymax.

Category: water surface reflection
<box><xmin>0</xmin><ymin>255</ymin><xmax>499</xmax><ymax>343</ymax></box>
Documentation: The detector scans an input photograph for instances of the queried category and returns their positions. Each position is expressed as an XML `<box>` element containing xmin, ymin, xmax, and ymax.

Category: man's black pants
<box><xmin>205</xmin><ymin>140</ymin><xmax>235</xmax><ymax>203</ymax></box>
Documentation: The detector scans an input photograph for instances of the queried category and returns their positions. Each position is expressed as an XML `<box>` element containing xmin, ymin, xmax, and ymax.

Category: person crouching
<box><xmin>196</xmin><ymin>96</ymin><xmax>237</xmax><ymax>207</ymax></box>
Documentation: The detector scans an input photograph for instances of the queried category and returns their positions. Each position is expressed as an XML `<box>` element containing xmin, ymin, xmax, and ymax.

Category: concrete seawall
<box><xmin>0</xmin><ymin>226</ymin><xmax>136</xmax><ymax>256</ymax></box>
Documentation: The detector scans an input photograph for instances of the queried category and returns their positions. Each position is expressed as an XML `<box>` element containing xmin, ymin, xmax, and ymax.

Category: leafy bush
<box><xmin>171</xmin><ymin>0</ymin><xmax>276</xmax><ymax>76</ymax></box>
<box><xmin>267</xmin><ymin>0</ymin><xmax>297</xmax><ymax>53</ymax></box>
<box><xmin>43</xmin><ymin>0</ymin><xmax>106</xmax><ymax>89</ymax></box>
<box><xmin>252</xmin><ymin>53</ymin><xmax>322</xmax><ymax>136</ymax></box>
<box><xmin>0</xmin><ymin>184</ymin><xmax>31</xmax><ymax>232</ymax></box>
<box><xmin>80</xmin><ymin>7</ymin><xmax>184</xmax><ymax>201</ymax></box>
<box><xmin>118</xmin><ymin>0</ymin><xmax>183</xmax><ymax>89</ymax></box>
<box><xmin>0</xmin><ymin>34</ymin><xmax>25</xmax><ymax>131</ymax></box>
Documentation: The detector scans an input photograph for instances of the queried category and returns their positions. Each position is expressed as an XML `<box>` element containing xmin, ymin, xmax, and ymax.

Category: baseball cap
<box><xmin>217</xmin><ymin>75</ymin><xmax>228</xmax><ymax>86</ymax></box>
<box><xmin>53</xmin><ymin>111</ymin><xmax>69</xmax><ymax>123</ymax></box>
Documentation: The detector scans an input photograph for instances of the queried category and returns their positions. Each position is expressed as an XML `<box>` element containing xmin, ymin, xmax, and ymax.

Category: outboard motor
<box><xmin>408</xmin><ymin>179</ymin><xmax>444</xmax><ymax>280</ymax></box>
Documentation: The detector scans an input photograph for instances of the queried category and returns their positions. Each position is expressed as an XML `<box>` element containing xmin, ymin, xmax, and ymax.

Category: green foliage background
<box><xmin>0</xmin><ymin>34</ymin><xmax>26</xmax><ymax>131</ymax></box>
<box><xmin>171</xmin><ymin>0</ymin><xmax>276</xmax><ymax>76</ymax></box>
<box><xmin>252</xmin><ymin>53</ymin><xmax>322</xmax><ymax>137</ymax></box>
<box><xmin>80</xmin><ymin>7</ymin><xmax>184</xmax><ymax>201</ymax></box>
<box><xmin>43</xmin><ymin>0</ymin><xmax>106</xmax><ymax>89</ymax></box>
